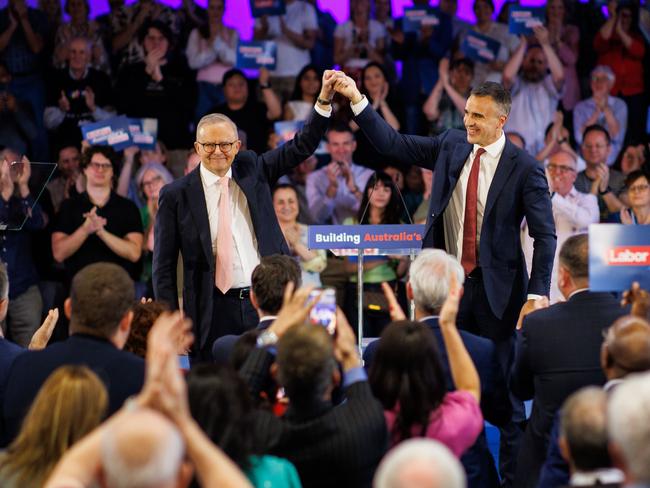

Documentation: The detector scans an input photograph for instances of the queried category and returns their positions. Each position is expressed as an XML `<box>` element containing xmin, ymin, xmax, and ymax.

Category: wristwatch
<box><xmin>256</xmin><ymin>330</ymin><xmax>278</xmax><ymax>347</ymax></box>
<box><xmin>599</xmin><ymin>186</ymin><xmax>611</xmax><ymax>196</ymax></box>
<box><xmin>317</xmin><ymin>97</ymin><xmax>332</xmax><ymax>106</ymax></box>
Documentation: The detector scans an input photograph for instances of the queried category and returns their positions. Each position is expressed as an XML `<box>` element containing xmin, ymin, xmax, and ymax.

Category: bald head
<box><xmin>102</xmin><ymin>409</ymin><xmax>185</xmax><ymax>488</ymax></box>
<box><xmin>602</xmin><ymin>316</ymin><xmax>650</xmax><ymax>379</ymax></box>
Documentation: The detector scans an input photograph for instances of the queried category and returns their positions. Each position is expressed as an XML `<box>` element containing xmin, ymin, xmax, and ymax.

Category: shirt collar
<box><xmin>200</xmin><ymin>163</ymin><xmax>232</xmax><ymax>188</ymax></box>
<box><xmin>473</xmin><ymin>132</ymin><xmax>506</xmax><ymax>160</ymax></box>
<box><xmin>570</xmin><ymin>467</ymin><xmax>624</xmax><ymax>486</ymax></box>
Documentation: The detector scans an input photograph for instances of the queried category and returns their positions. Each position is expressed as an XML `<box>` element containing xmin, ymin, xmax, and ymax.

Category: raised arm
<box><xmin>534</xmin><ymin>26</ymin><xmax>564</xmax><ymax>91</ymax></box>
<box><xmin>335</xmin><ymin>74</ymin><xmax>440</xmax><ymax>170</ymax></box>
<box><xmin>439</xmin><ymin>273</ymin><xmax>481</xmax><ymax>402</ymax></box>
<box><xmin>502</xmin><ymin>35</ymin><xmax>527</xmax><ymax>89</ymax></box>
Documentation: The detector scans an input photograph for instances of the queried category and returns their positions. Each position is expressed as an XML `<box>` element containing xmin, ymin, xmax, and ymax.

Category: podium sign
<box><xmin>308</xmin><ymin>224</ymin><xmax>424</xmax><ymax>348</ymax></box>
<box><xmin>589</xmin><ymin>224</ymin><xmax>650</xmax><ymax>292</ymax></box>
<box><xmin>308</xmin><ymin>224</ymin><xmax>425</xmax><ymax>253</ymax></box>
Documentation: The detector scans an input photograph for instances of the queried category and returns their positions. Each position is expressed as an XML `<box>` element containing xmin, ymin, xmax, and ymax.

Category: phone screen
<box><xmin>309</xmin><ymin>288</ymin><xmax>337</xmax><ymax>335</ymax></box>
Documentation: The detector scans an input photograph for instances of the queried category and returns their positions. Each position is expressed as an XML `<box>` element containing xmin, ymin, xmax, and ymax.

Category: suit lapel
<box><xmin>449</xmin><ymin>143</ymin><xmax>473</xmax><ymax>190</ymax></box>
<box><xmin>186</xmin><ymin>168</ymin><xmax>215</xmax><ymax>269</ymax></box>
<box><xmin>484</xmin><ymin>140</ymin><xmax>517</xmax><ymax>220</ymax></box>
<box><xmin>230</xmin><ymin>156</ymin><xmax>254</xmax><ymax>209</ymax></box>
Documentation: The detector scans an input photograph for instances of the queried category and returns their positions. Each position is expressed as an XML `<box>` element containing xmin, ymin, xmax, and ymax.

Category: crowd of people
<box><xmin>0</xmin><ymin>0</ymin><xmax>650</xmax><ymax>486</ymax></box>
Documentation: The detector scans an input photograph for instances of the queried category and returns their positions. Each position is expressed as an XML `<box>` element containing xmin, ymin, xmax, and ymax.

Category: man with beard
<box><xmin>503</xmin><ymin>27</ymin><xmax>564</xmax><ymax>155</ymax></box>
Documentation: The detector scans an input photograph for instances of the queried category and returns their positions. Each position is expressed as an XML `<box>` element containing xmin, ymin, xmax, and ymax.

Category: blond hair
<box><xmin>0</xmin><ymin>365</ymin><xmax>108</xmax><ymax>487</ymax></box>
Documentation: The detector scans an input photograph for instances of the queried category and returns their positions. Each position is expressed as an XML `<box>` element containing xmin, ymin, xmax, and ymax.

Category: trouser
<box><xmin>191</xmin><ymin>287</ymin><xmax>258</xmax><ymax>364</ymax></box>
<box><xmin>4</xmin><ymin>285</ymin><xmax>43</xmax><ymax>347</ymax></box>
<box><xmin>456</xmin><ymin>269</ymin><xmax>526</xmax><ymax>488</ymax></box>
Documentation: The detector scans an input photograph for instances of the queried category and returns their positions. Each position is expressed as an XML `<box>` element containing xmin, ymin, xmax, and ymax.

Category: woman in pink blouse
<box><xmin>368</xmin><ymin>276</ymin><xmax>483</xmax><ymax>456</ymax></box>
<box><xmin>546</xmin><ymin>0</ymin><xmax>580</xmax><ymax>111</ymax></box>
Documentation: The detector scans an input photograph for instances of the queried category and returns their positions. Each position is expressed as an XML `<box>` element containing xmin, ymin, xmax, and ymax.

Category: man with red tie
<box><xmin>333</xmin><ymin>78</ymin><xmax>556</xmax><ymax>486</ymax></box>
<box><xmin>153</xmin><ymin>70</ymin><xmax>342</xmax><ymax>362</ymax></box>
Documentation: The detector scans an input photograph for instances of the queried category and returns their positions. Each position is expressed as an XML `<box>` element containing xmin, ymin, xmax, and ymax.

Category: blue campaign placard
<box><xmin>402</xmin><ymin>7</ymin><xmax>439</xmax><ymax>33</ymax></box>
<box><xmin>308</xmin><ymin>224</ymin><xmax>425</xmax><ymax>252</ymax></box>
<box><xmin>236</xmin><ymin>41</ymin><xmax>277</xmax><ymax>70</ymax></box>
<box><xmin>461</xmin><ymin>30</ymin><xmax>501</xmax><ymax>63</ymax></box>
<box><xmin>81</xmin><ymin>116</ymin><xmax>133</xmax><ymax>151</ymax></box>
<box><xmin>508</xmin><ymin>6</ymin><xmax>546</xmax><ymax>36</ymax></box>
<box><xmin>250</xmin><ymin>0</ymin><xmax>285</xmax><ymax>18</ymax></box>
<box><xmin>127</xmin><ymin>118</ymin><xmax>157</xmax><ymax>150</ymax></box>
<box><xmin>589</xmin><ymin>224</ymin><xmax>650</xmax><ymax>292</ymax></box>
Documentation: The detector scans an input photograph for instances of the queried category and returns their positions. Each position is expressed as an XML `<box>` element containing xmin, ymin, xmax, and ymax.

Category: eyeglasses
<box><xmin>142</xmin><ymin>175</ymin><xmax>163</xmax><ymax>189</ymax></box>
<box><xmin>583</xmin><ymin>144</ymin><xmax>609</xmax><ymax>150</ymax></box>
<box><xmin>547</xmin><ymin>164</ymin><xmax>576</xmax><ymax>174</ymax></box>
<box><xmin>88</xmin><ymin>161</ymin><xmax>112</xmax><ymax>171</ymax></box>
<box><xmin>628</xmin><ymin>184</ymin><xmax>650</xmax><ymax>193</ymax></box>
<box><xmin>196</xmin><ymin>140</ymin><xmax>239</xmax><ymax>154</ymax></box>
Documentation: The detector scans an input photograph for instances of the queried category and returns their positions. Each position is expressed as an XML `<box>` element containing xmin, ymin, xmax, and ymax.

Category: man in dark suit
<box><xmin>511</xmin><ymin>234</ymin><xmax>628</xmax><ymax>488</ymax></box>
<box><xmin>334</xmin><ymin>76</ymin><xmax>556</xmax><ymax>485</ymax></box>
<box><xmin>364</xmin><ymin>249</ymin><xmax>510</xmax><ymax>488</ymax></box>
<box><xmin>211</xmin><ymin>254</ymin><xmax>301</xmax><ymax>364</ymax></box>
<box><xmin>2</xmin><ymin>263</ymin><xmax>145</xmax><ymax>445</ymax></box>
<box><xmin>154</xmin><ymin>71</ymin><xmax>340</xmax><ymax>361</ymax></box>
<box><xmin>241</xmin><ymin>289</ymin><xmax>388</xmax><ymax>488</ymax></box>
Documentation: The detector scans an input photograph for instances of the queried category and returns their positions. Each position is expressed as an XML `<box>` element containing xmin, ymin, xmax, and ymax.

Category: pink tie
<box><xmin>215</xmin><ymin>176</ymin><xmax>233</xmax><ymax>293</ymax></box>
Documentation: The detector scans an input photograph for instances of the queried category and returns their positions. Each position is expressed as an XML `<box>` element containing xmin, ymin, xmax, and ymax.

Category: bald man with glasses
<box><xmin>154</xmin><ymin>70</ymin><xmax>342</xmax><ymax>362</ymax></box>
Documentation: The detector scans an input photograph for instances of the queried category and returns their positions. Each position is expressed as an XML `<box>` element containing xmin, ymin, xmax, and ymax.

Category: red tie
<box><xmin>461</xmin><ymin>148</ymin><xmax>486</xmax><ymax>275</ymax></box>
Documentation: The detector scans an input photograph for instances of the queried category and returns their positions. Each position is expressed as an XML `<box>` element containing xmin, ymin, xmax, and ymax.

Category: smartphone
<box><xmin>309</xmin><ymin>288</ymin><xmax>337</xmax><ymax>335</ymax></box>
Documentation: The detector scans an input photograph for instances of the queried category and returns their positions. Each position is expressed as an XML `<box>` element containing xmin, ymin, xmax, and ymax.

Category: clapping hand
<box><xmin>28</xmin><ymin>309</ymin><xmax>59</xmax><ymax>350</ymax></box>
<box><xmin>267</xmin><ymin>282</ymin><xmax>317</xmax><ymax>339</ymax></box>
<box><xmin>82</xmin><ymin>206</ymin><xmax>107</xmax><ymax>235</ymax></box>
<box><xmin>439</xmin><ymin>272</ymin><xmax>463</xmax><ymax>328</ymax></box>
<box><xmin>621</xmin><ymin>281</ymin><xmax>650</xmax><ymax>319</ymax></box>
<box><xmin>381</xmin><ymin>281</ymin><xmax>407</xmax><ymax>321</ymax></box>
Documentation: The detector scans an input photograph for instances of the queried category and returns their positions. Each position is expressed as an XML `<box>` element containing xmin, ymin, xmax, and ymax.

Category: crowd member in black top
<box><xmin>239</xmin><ymin>286</ymin><xmax>388</xmax><ymax>488</ymax></box>
<box><xmin>209</xmin><ymin>67</ymin><xmax>282</xmax><ymax>154</ymax></box>
<box><xmin>114</xmin><ymin>20</ymin><xmax>193</xmax><ymax>150</ymax></box>
<box><xmin>51</xmin><ymin>145</ymin><xmax>143</xmax><ymax>283</ymax></box>
<box><xmin>44</xmin><ymin>36</ymin><xmax>113</xmax><ymax>150</ymax></box>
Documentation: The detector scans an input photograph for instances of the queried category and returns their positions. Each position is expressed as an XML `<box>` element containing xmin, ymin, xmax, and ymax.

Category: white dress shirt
<box><xmin>443</xmin><ymin>133</ymin><xmax>506</xmax><ymax>261</ymax></box>
<box><xmin>521</xmin><ymin>186</ymin><xmax>598</xmax><ymax>302</ymax></box>
<box><xmin>200</xmin><ymin>164</ymin><xmax>260</xmax><ymax>288</ymax></box>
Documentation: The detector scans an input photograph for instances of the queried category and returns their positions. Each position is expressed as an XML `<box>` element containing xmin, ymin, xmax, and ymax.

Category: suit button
<box><xmin>431</xmin><ymin>213</ymin><xmax>435</xmax><ymax>218</ymax></box>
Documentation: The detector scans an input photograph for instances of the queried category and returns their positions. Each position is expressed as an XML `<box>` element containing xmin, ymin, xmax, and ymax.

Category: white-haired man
<box><xmin>363</xmin><ymin>249</ymin><xmax>511</xmax><ymax>487</ymax></box>
<box><xmin>608</xmin><ymin>371</ymin><xmax>650</xmax><ymax>487</ymax></box>
<box><xmin>374</xmin><ymin>439</ymin><xmax>466</xmax><ymax>488</ymax></box>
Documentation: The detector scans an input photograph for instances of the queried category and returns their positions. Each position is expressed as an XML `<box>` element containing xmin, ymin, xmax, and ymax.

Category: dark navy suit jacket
<box><xmin>510</xmin><ymin>291</ymin><xmax>628</xmax><ymax>488</ymax></box>
<box><xmin>2</xmin><ymin>334</ymin><xmax>144</xmax><ymax>445</ymax></box>
<box><xmin>363</xmin><ymin>317</ymin><xmax>511</xmax><ymax>488</ymax></box>
<box><xmin>0</xmin><ymin>338</ymin><xmax>24</xmax><ymax>445</ymax></box>
<box><xmin>211</xmin><ymin>317</ymin><xmax>275</xmax><ymax>364</ymax></box>
<box><xmin>354</xmin><ymin>106</ymin><xmax>556</xmax><ymax>335</ymax></box>
<box><xmin>153</xmin><ymin>110</ymin><xmax>329</xmax><ymax>349</ymax></box>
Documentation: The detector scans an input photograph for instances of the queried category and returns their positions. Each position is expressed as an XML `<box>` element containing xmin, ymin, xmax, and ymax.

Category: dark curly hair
<box><xmin>124</xmin><ymin>301</ymin><xmax>169</xmax><ymax>358</ymax></box>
